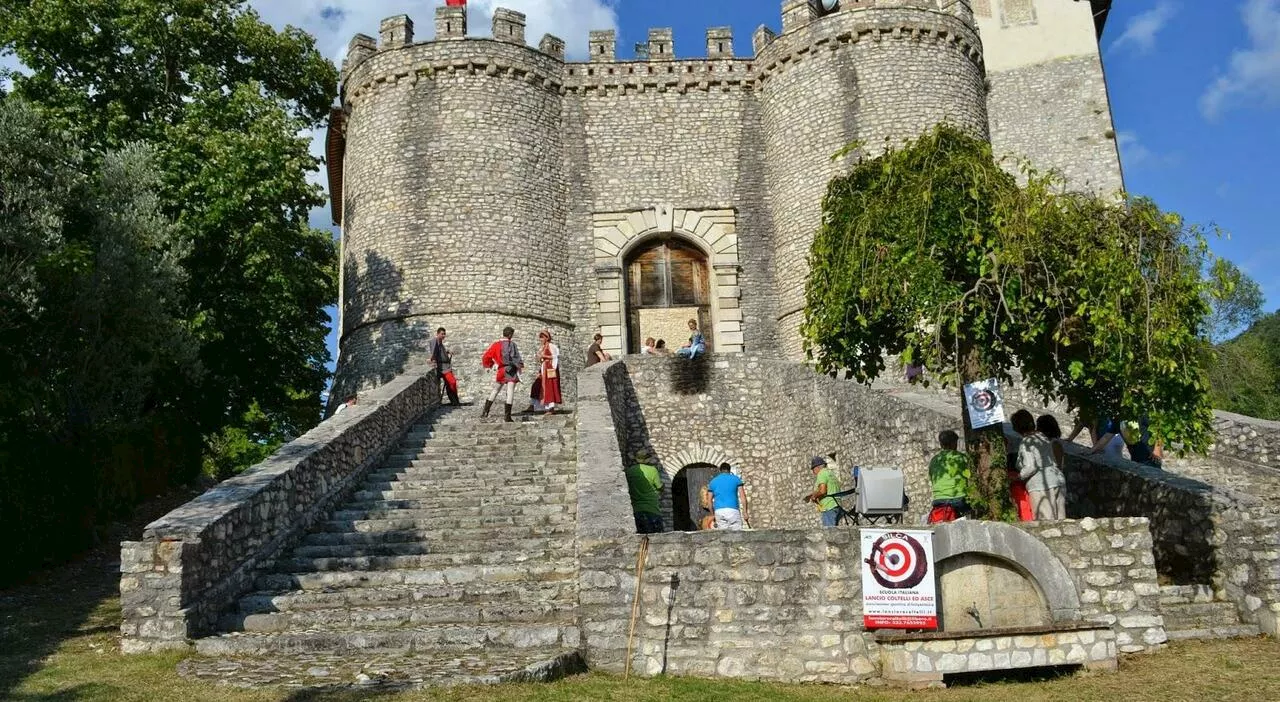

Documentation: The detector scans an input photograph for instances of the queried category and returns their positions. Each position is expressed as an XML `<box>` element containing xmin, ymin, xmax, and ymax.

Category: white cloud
<box><xmin>1201</xmin><ymin>0</ymin><xmax>1280</xmax><ymax>120</ymax></box>
<box><xmin>1116</xmin><ymin>131</ymin><xmax>1180</xmax><ymax>170</ymax></box>
<box><xmin>245</xmin><ymin>0</ymin><xmax>618</xmax><ymax>65</ymax></box>
<box><xmin>1109</xmin><ymin>1</ymin><xmax>1178</xmax><ymax>55</ymax></box>
<box><xmin>245</xmin><ymin>1</ymin><xmax>619</xmax><ymax>230</ymax></box>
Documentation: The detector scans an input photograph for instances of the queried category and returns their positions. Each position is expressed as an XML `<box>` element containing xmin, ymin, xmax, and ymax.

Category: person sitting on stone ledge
<box><xmin>927</xmin><ymin>430</ymin><xmax>971</xmax><ymax>524</ymax></box>
<box><xmin>585</xmin><ymin>332</ymin><xmax>611</xmax><ymax>367</ymax></box>
<box><xmin>675</xmin><ymin>319</ymin><xmax>706</xmax><ymax>359</ymax></box>
<box><xmin>706</xmin><ymin>462</ymin><xmax>748</xmax><ymax>530</ymax></box>
<box><xmin>624</xmin><ymin>450</ymin><xmax>664</xmax><ymax>534</ymax></box>
<box><xmin>654</xmin><ymin>339</ymin><xmax>670</xmax><ymax>355</ymax></box>
<box><xmin>641</xmin><ymin>337</ymin><xmax>657</xmax><ymax>355</ymax></box>
<box><xmin>1014</xmin><ymin>409</ymin><xmax>1066</xmax><ymax>520</ymax></box>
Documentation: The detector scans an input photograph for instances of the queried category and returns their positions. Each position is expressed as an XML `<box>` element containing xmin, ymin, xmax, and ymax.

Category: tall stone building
<box><xmin>327</xmin><ymin>0</ymin><xmax>1121</xmax><ymax>402</ymax></box>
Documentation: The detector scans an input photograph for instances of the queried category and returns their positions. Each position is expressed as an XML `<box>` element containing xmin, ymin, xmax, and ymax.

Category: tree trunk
<box><xmin>959</xmin><ymin>345</ymin><xmax>1010</xmax><ymax>521</ymax></box>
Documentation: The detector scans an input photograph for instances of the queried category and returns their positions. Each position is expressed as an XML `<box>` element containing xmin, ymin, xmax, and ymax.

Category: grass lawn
<box><xmin>3</xmin><ymin>496</ymin><xmax>1279</xmax><ymax>702</ymax></box>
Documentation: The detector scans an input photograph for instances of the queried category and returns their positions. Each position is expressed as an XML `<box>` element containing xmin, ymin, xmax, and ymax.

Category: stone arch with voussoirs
<box><xmin>662</xmin><ymin>445</ymin><xmax>742</xmax><ymax>531</ymax></box>
<box><xmin>591</xmin><ymin>205</ymin><xmax>743</xmax><ymax>359</ymax></box>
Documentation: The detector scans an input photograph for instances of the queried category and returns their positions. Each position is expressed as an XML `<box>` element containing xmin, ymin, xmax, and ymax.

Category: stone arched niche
<box><xmin>932</xmin><ymin>521</ymin><xmax>1081</xmax><ymax>630</ymax></box>
<box><xmin>592</xmin><ymin>206</ymin><xmax>741</xmax><ymax>358</ymax></box>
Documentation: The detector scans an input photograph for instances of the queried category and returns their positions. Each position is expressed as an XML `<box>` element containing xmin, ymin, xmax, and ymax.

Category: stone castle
<box><xmin>328</xmin><ymin>0</ymin><xmax>1122</xmax><ymax>401</ymax></box>
<box><xmin>121</xmin><ymin>0</ymin><xmax>1280</xmax><ymax>689</ymax></box>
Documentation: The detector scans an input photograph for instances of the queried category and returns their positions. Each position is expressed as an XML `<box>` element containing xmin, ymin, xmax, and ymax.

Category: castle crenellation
<box><xmin>329</xmin><ymin>0</ymin><xmax>1120</xmax><ymax>405</ymax></box>
<box><xmin>343</xmin><ymin>0</ymin><xmax>981</xmax><ymax>79</ymax></box>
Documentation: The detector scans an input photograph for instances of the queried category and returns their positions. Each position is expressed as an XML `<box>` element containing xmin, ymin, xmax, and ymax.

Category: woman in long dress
<box><xmin>537</xmin><ymin>330</ymin><xmax>562</xmax><ymax>417</ymax></box>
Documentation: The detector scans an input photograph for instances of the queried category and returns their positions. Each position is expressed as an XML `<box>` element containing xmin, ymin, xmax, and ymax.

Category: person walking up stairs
<box><xmin>179</xmin><ymin>404</ymin><xmax>583</xmax><ymax>689</ymax></box>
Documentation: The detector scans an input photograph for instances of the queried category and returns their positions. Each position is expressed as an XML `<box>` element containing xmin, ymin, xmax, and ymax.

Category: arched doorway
<box><xmin>670</xmin><ymin>463</ymin><xmax>718</xmax><ymax>531</ymax></box>
<box><xmin>624</xmin><ymin>237</ymin><xmax>712</xmax><ymax>354</ymax></box>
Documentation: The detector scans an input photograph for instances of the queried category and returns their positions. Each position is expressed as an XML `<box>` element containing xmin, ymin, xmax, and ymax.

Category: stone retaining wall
<box><xmin>603</xmin><ymin>355</ymin><xmax>951</xmax><ymax>529</ymax></box>
<box><xmin>578</xmin><ymin>518</ymin><xmax>1162</xmax><ymax>684</ymax></box>
<box><xmin>1062</xmin><ymin>447</ymin><xmax>1280</xmax><ymax>636</ymax></box>
<box><xmin>119</xmin><ymin>367</ymin><xmax>441</xmax><ymax>652</ymax></box>
<box><xmin>1210</xmin><ymin>410</ymin><xmax>1280</xmax><ymax>469</ymax></box>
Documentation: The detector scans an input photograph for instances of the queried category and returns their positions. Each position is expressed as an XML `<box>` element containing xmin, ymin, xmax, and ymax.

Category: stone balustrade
<box><xmin>119</xmin><ymin>367</ymin><xmax>442</xmax><ymax>652</ymax></box>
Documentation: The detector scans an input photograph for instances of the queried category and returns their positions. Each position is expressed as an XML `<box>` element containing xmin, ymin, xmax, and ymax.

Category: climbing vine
<box><xmin>803</xmin><ymin>125</ymin><xmax>1238</xmax><ymax>517</ymax></box>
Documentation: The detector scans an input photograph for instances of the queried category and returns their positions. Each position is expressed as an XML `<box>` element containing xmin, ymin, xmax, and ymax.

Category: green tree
<box><xmin>1210</xmin><ymin>312</ymin><xmax>1280</xmax><ymax>420</ymax></box>
<box><xmin>0</xmin><ymin>96</ymin><xmax>199</xmax><ymax>577</ymax></box>
<box><xmin>804</xmin><ymin>126</ymin><xmax>1229</xmax><ymax>518</ymax></box>
<box><xmin>1</xmin><ymin>0</ymin><xmax>339</xmax><ymax>473</ymax></box>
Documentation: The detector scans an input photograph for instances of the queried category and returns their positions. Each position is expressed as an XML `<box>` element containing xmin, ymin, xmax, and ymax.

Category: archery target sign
<box><xmin>860</xmin><ymin>529</ymin><xmax>938</xmax><ymax>630</ymax></box>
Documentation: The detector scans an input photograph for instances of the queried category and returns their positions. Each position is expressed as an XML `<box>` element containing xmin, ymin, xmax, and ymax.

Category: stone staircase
<box><xmin>1158</xmin><ymin>584</ymin><xmax>1261</xmax><ymax>641</ymax></box>
<box><xmin>178</xmin><ymin>405</ymin><xmax>586</xmax><ymax>689</ymax></box>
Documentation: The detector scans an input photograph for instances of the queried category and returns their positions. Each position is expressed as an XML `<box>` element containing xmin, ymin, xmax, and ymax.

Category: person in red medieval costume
<box><xmin>528</xmin><ymin>329</ymin><xmax>562</xmax><ymax>417</ymax></box>
<box><xmin>481</xmin><ymin>326</ymin><xmax>524</xmax><ymax>422</ymax></box>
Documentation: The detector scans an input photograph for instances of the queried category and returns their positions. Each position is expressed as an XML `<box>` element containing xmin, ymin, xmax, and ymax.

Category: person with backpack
<box><xmin>480</xmin><ymin>326</ymin><xmax>524</xmax><ymax>422</ymax></box>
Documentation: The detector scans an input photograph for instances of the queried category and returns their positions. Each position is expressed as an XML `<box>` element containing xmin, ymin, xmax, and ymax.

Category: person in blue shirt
<box><xmin>675</xmin><ymin>319</ymin><xmax>706</xmax><ymax>359</ymax></box>
<box><xmin>703</xmin><ymin>462</ymin><xmax>748</xmax><ymax>530</ymax></box>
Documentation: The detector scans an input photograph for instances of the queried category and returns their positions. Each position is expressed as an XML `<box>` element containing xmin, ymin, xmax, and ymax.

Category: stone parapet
<box><xmin>342</xmin><ymin>39</ymin><xmax>566</xmax><ymax>107</ymax></box>
<box><xmin>119</xmin><ymin>367</ymin><xmax>442</xmax><ymax>652</ymax></box>
<box><xmin>878</xmin><ymin>626</ymin><xmax>1116</xmax><ymax>688</ymax></box>
<box><xmin>575</xmin><ymin>362</ymin><xmax>634</xmax><ymax>540</ymax></box>
<box><xmin>578</xmin><ymin>519</ymin><xmax>1159</xmax><ymax>683</ymax></box>
<box><xmin>1211</xmin><ymin>410</ymin><xmax>1280</xmax><ymax>468</ymax></box>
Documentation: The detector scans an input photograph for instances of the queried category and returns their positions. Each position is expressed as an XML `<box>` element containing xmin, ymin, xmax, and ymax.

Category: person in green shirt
<box><xmin>928</xmin><ymin>430</ymin><xmax>971</xmax><ymax>521</ymax></box>
<box><xmin>804</xmin><ymin>456</ymin><xmax>843</xmax><ymax>527</ymax></box>
<box><xmin>624</xmin><ymin>449</ymin><xmax>664</xmax><ymax>534</ymax></box>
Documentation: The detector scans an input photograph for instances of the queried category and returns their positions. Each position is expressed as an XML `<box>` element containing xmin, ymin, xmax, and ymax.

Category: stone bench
<box><xmin>876</xmin><ymin>623</ymin><xmax>1117</xmax><ymax>688</ymax></box>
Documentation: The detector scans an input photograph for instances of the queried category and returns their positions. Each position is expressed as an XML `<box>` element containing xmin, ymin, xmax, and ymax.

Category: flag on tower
<box><xmin>445</xmin><ymin>0</ymin><xmax>467</xmax><ymax>6</ymax></box>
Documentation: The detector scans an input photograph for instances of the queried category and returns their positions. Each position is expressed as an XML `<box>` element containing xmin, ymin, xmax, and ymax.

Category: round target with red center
<box><xmin>865</xmin><ymin>532</ymin><xmax>928</xmax><ymax>589</ymax></box>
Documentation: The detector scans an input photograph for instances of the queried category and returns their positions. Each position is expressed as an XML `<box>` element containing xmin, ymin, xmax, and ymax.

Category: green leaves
<box><xmin>804</xmin><ymin>124</ymin><xmax>1226</xmax><ymax>460</ymax></box>
<box><xmin>1</xmin><ymin>1</ymin><xmax>339</xmax><ymax>472</ymax></box>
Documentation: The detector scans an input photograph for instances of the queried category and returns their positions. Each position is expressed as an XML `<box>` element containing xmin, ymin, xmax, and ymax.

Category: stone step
<box><xmin>254</xmin><ymin>563</ymin><xmax>577</xmax><ymax>591</ymax></box>
<box><xmin>357</xmin><ymin>472</ymin><xmax>577</xmax><ymax>488</ymax></box>
<box><xmin>192</xmin><ymin>623</ymin><xmax>580</xmax><ymax>656</ymax></box>
<box><xmin>319</xmin><ymin>511</ymin><xmax>576</xmax><ymax>533</ymax></box>
<box><xmin>365</xmin><ymin>466</ymin><xmax>576</xmax><ymax>483</ymax></box>
<box><xmin>403</xmin><ymin>451</ymin><xmax>578</xmax><ymax>464</ymax></box>
<box><xmin>1164</xmin><ymin>624</ymin><xmax>1262</xmax><ymax>641</ymax></box>
<box><xmin>299</xmin><ymin>525</ymin><xmax>576</xmax><ymax>548</ymax></box>
<box><xmin>291</xmin><ymin>541</ymin><xmax>434</xmax><ymax>559</ymax></box>
<box><xmin>351</xmin><ymin>485</ymin><xmax>573</xmax><ymax>502</ymax></box>
<box><xmin>223</xmin><ymin>600</ymin><xmax>579</xmax><ymax>634</ymax></box>
<box><xmin>328</xmin><ymin>505</ymin><xmax>576</xmax><ymax>523</ymax></box>
<box><xmin>402</xmin><ymin>431</ymin><xmax>577</xmax><ymax>446</ymax></box>
<box><xmin>1161</xmin><ymin>601</ymin><xmax>1243</xmax><ymax>631</ymax></box>
<box><xmin>341</xmin><ymin>492</ymin><xmax>572</xmax><ymax>513</ymax></box>
<box><xmin>178</xmin><ymin>648</ymin><xmax>586</xmax><ymax>689</ymax></box>
<box><xmin>238</xmin><ymin>582</ymin><xmax>577</xmax><ymax>613</ymax></box>
<box><xmin>1157</xmin><ymin>584</ymin><xmax>1217</xmax><ymax>606</ymax></box>
<box><xmin>276</xmin><ymin>548</ymin><xmax>577</xmax><ymax>574</ymax></box>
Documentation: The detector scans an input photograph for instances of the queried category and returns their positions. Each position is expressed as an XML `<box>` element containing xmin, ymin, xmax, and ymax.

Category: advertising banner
<box><xmin>860</xmin><ymin>529</ymin><xmax>938</xmax><ymax>630</ymax></box>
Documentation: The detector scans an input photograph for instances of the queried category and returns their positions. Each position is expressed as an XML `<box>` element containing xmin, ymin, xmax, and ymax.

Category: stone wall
<box><xmin>1211</xmin><ymin>410</ymin><xmax>1280</xmax><ymax>469</ymax></box>
<box><xmin>119</xmin><ymin>367</ymin><xmax>441</xmax><ymax>652</ymax></box>
<box><xmin>1063</xmin><ymin>448</ymin><xmax>1280</xmax><ymax>635</ymax></box>
<box><xmin>759</xmin><ymin>6</ymin><xmax>989</xmax><ymax>358</ymax></box>
<box><xmin>976</xmin><ymin>0</ymin><xmax>1125</xmax><ymax>195</ymax></box>
<box><xmin>577</xmin><ymin>519</ymin><xmax>1162</xmax><ymax>684</ymax></box>
<box><xmin>604</xmin><ymin>355</ymin><xmax>954</xmax><ymax>530</ymax></box>
<box><xmin>1019</xmin><ymin>519</ymin><xmax>1166</xmax><ymax>653</ymax></box>
<box><xmin>595</xmin><ymin>355</ymin><xmax>1280</xmax><ymax>639</ymax></box>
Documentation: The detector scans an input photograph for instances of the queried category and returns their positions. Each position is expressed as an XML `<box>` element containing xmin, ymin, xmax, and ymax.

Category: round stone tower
<box><xmin>333</xmin><ymin>8</ymin><xmax>571</xmax><ymax>401</ymax></box>
<box><xmin>758</xmin><ymin>0</ymin><xmax>989</xmax><ymax>358</ymax></box>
